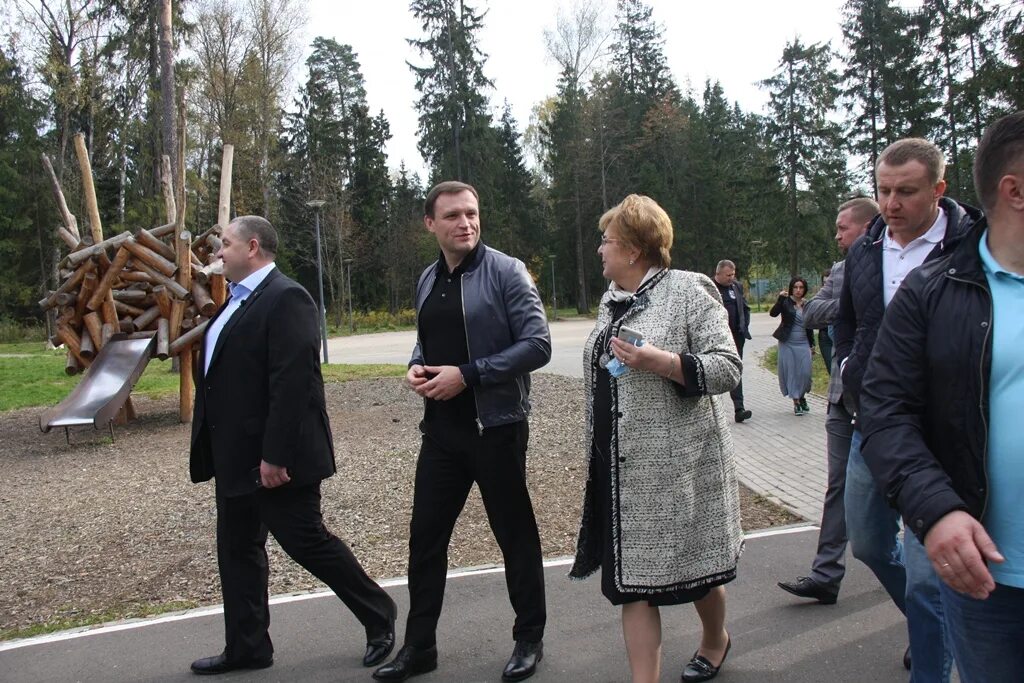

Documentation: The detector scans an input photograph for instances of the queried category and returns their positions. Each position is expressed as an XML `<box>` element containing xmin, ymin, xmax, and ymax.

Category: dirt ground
<box><xmin>0</xmin><ymin>374</ymin><xmax>798</xmax><ymax>637</ymax></box>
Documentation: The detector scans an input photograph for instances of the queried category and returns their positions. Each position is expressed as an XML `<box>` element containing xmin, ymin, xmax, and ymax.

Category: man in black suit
<box><xmin>712</xmin><ymin>259</ymin><xmax>753</xmax><ymax>422</ymax></box>
<box><xmin>188</xmin><ymin>215</ymin><xmax>396</xmax><ymax>675</ymax></box>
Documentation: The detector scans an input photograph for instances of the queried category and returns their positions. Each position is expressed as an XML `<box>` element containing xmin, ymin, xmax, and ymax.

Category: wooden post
<box><xmin>83</xmin><ymin>311</ymin><xmax>103</xmax><ymax>349</ymax></box>
<box><xmin>176</xmin><ymin>226</ymin><xmax>194</xmax><ymax>423</ymax></box>
<box><xmin>123</xmin><ymin>238</ymin><xmax>177</xmax><ymax>278</ymax></box>
<box><xmin>133</xmin><ymin>305</ymin><xmax>162</xmax><ymax>331</ymax></box>
<box><xmin>218</xmin><ymin>145</ymin><xmax>234</xmax><ymax>231</ymax></box>
<box><xmin>74</xmin><ymin>133</ymin><xmax>103</xmax><ymax>245</ymax></box>
<box><xmin>161</xmin><ymin>155</ymin><xmax>176</xmax><ymax>225</ymax></box>
<box><xmin>209</xmin><ymin>273</ymin><xmax>226</xmax><ymax>307</ymax></box>
<box><xmin>79</xmin><ymin>331</ymin><xmax>96</xmax><ymax>360</ymax></box>
<box><xmin>135</xmin><ymin>227</ymin><xmax>177</xmax><ymax>262</ymax></box>
<box><xmin>169</xmin><ymin>320</ymin><xmax>208</xmax><ymax>355</ymax></box>
<box><xmin>75</xmin><ymin>272</ymin><xmax>98</xmax><ymax>321</ymax></box>
<box><xmin>56</xmin><ymin>226</ymin><xmax>79</xmax><ymax>249</ymax></box>
<box><xmin>65</xmin><ymin>232</ymin><xmax>132</xmax><ymax>267</ymax></box>
<box><xmin>191</xmin><ymin>281</ymin><xmax>216</xmax><ymax>317</ymax></box>
<box><xmin>42</xmin><ymin>153</ymin><xmax>79</xmax><ymax>238</ymax></box>
<box><xmin>65</xmin><ymin>351</ymin><xmax>81</xmax><ymax>376</ymax></box>
<box><xmin>156</xmin><ymin>318</ymin><xmax>170</xmax><ymax>360</ymax></box>
<box><xmin>87</xmin><ymin>247</ymin><xmax>131</xmax><ymax>311</ymax></box>
<box><xmin>39</xmin><ymin>260</ymin><xmax>94</xmax><ymax>311</ymax></box>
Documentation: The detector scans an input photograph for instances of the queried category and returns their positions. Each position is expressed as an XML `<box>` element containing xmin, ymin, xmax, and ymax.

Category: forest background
<box><xmin>0</xmin><ymin>0</ymin><xmax>1021</xmax><ymax>335</ymax></box>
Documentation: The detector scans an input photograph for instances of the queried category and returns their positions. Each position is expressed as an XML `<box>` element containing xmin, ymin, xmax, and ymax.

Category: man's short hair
<box><xmin>716</xmin><ymin>259</ymin><xmax>736</xmax><ymax>273</ymax></box>
<box><xmin>838</xmin><ymin>196</ymin><xmax>880</xmax><ymax>225</ymax></box>
<box><xmin>973</xmin><ymin>111</ymin><xmax>1024</xmax><ymax>214</ymax></box>
<box><xmin>877</xmin><ymin>138</ymin><xmax>946</xmax><ymax>185</ymax></box>
<box><xmin>231</xmin><ymin>215</ymin><xmax>278</xmax><ymax>258</ymax></box>
<box><xmin>424</xmin><ymin>181</ymin><xmax>479</xmax><ymax>218</ymax></box>
<box><xmin>599</xmin><ymin>194</ymin><xmax>673</xmax><ymax>268</ymax></box>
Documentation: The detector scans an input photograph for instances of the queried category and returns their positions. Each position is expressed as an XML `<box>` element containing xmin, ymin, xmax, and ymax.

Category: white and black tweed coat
<box><xmin>569</xmin><ymin>269</ymin><xmax>745</xmax><ymax>593</ymax></box>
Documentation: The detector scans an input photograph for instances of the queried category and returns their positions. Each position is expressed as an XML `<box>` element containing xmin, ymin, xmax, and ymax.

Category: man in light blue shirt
<box><xmin>860</xmin><ymin>111</ymin><xmax>1024</xmax><ymax>683</ymax></box>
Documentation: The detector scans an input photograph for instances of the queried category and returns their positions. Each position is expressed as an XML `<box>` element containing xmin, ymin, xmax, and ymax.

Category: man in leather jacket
<box><xmin>860</xmin><ymin>111</ymin><xmax>1024</xmax><ymax>683</ymax></box>
<box><xmin>834</xmin><ymin>138</ymin><xmax>982</xmax><ymax>681</ymax></box>
<box><xmin>373</xmin><ymin>181</ymin><xmax>551</xmax><ymax>683</ymax></box>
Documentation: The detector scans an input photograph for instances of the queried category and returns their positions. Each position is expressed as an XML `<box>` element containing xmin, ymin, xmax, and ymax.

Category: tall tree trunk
<box><xmin>158</xmin><ymin>0</ymin><xmax>179</xmax><ymax>200</ymax></box>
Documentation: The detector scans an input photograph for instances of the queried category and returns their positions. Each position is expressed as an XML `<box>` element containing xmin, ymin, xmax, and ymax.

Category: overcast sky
<box><xmin>302</xmin><ymin>0</ymin><xmax>870</xmax><ymax>177</ymax></box>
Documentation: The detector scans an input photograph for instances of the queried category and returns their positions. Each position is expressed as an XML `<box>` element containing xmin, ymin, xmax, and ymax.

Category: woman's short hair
<box><xmin>599</xmin><ymin>194</ymin><xmax>673</xmax><ymax>268</ymax></box>
<box><xmin>788</xmin><ymin>276</ymin><xmax>808</xmax><ymax>296</ymax></box>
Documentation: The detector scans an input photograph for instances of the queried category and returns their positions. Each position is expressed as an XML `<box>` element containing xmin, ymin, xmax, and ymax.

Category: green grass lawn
<box><xmin>761</xmin><ymin>344</ymin><xmax>832</xmax><ymax>396</ymax></box>
<box><xmin>0</xmin><ymin>342</ymin><xmax>406</xmax><ymax>412</ymax></box>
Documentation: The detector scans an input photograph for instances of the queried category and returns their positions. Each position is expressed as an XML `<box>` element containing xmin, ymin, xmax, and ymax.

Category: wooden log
<box><xmin>79</xmin><ymin>330</ymin><xmax>96</xmax><ymax>360</ymax></box>
<box><xmin>65</xmin><ymin>350</ymin><xmax>81</xmax><ymax>376</ymax></box>
<box><xmin>209</xmin><ymin>273</ymin><xmax>227</xmax><ymax>307</ymax></box>
<box><xmin>56</xmin><ymin>323</ymin><xmax>89</xmax><ymax>368</ymax></box>
<box><xmin>39</xmin><ymin>260</ymin><xmax>93</xmax><ymax>310</ymax></box>
<box><xmin>176</xmin><ymin>230</ymin><xmax>192</xmax><ymax>292</ymax></box>
<box><xmin>118</xmin><ymin>318</ymin><xmax>134</xmax><ymax>334</ymax></box>
<box><xmin>161</xmin><ymin>154</ymin><xmax>176</xmax><ymax>226</ymax></box>
<box><xmin>218</xmin><ymin>145</ymin><xmax>234</xmax><ymax>231</ymax></box>
<box><xmin>194</xmin><ymin>258</ymin><xmax>224</xmax><ymax>285</ymax></box>
<box><xmin>55</xmin><ymin>292</ymin><xmax>77</xmax><ymax>306</ymax></box>
<box><xmin>75</xmin><ymin>271</ymin><xmax>98</xmax><ymax>320</ymax></box>
<box><xmin>156</xmin><ymin>318</ymin><xmax>170</xmax><ymax>360</ymax></box>
<box><xmin>57</xmin><ymin>305</ymin><xmax>76</xmax><ymax>326</ymax></box>
<box><xmin>114</xmin><ymin>300</ymin><xmax>146</xmax><ymax>318</ymax></box>
<box><xmin>206</xmin><ymin>234</ymin><xmax>223</xmax><ymax>254</ymax></box>
<box><xmin>120</xmin><ymin>330</ymin><xmax>158</xmax><ymax>340</ymax></box>
<box><xmin>102</xmin><ymin>298</ymin><xmax>119</xmax><ymax>326</ymax></box>
<box><xmin>73</xmin><ymin>133</ymin><xmax>103</xmax><ymax>244</ymax></box>
<box><xmin>65</xmin><ymin>231</ymin><xmax>132</xmax><ymax>267</ymax></box>
<box><xmin>123</xmin><ymin>237</ymin><xmax>177</xmax><ymax>278</ymax></box>
<box><xmin>83</xmin><ymin>311</ymin><xmax>103</xmax><ymax>349</ymax></box>
<box><xmin>179</xmin><ymin>347</ymin><xmax>194</xmax><ymax>423</ymax></box>
<box><xmin>42</xmin><ymin>153</ymin><xmax>79</xmax><ymax>237</ymax></box>
<box><xmin>191</xmin><ymin>281</ymin><xmax>216</xmax><ymax>317</ymax></box>
<box><xmin>176</xmin><ymin>92</ymin><xmax>187</xmax><ymax>233</ymax></box>
<box><xmin>153</xmin><ymin>286</ymin><xmax>172</xmax><ymax>319</ymax></box>
<box><xmin>118</xmin><ymin>270</ymin><xmax>158</xmax><ymax>284</ymax></box>
<box><xmin>56</xmin><ymin>225</ymin><xmax>79</xmax><ymax>250</ymax></box>
<box><xmin>170</xmin><ymin>298</ymin><xmax>185</xmax><ymax>341</ymax></box>
<box><xmin>101</xmin><ymin>322</ymin><xmax>115</xmax><ymax>346</ymax></box>
<box><xmin>87</xmin><ymin>247</ymin><xmax>131</xmax><ymax>311</ymax></box>
<box><xmin>133</xmin><ymin>305</ymin><xmax>161</xmax><ymax>331</ymax></box>
<box><xmin>135</xmin><ymin>227</ymin><xmax>177</xmax><ymax>262</ymax></box>
<box><xmin>180</xmin><ymin>314</ymin><xmax>195</xmax><ymax>330</ymax></box>
<box><xmin>149</xmin><ymin>222</ymin><xmax>177</xmax><ymax>239</ymax></box>
<box><xmin>190</xmin><ymin>250</ymin><xmax>203</xmax><ymax>269</ymax></box>
<box><xmin>135</xmin><ymin>260</ymin><xmax>189</xmax><ymax>299</ymax></box>
<box><xmin>170</xmin><ymin>320</ymin><xmax>207</xmax><ymax>356</ymax></box>
<box><xmin>111</xmin><ymin>289</ymin><xmax>149</xmax><ymax>303</ymax></box>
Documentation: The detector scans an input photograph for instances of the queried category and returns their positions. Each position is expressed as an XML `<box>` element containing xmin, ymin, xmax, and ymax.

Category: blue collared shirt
<box><xmin>978</xmin><ymin>230</ymin><xmax>1024</xmax><ymax>588</ymax></box>
<box><xmin>203</xmin><ymin>262</ymin><xmax>276</xmax><ymax>375</ymax></box>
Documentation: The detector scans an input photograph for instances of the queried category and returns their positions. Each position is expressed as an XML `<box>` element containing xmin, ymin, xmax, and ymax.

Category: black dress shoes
<box><xmin>372</xmin><ymin>645</ymin><xmax>438</xmax><ymax>681</ymax></box>
<box><xmin>681</xmin><ymin>637</ymin><xmax>730</xmax><ymax>682</ymax></box>
<box><xmin>777</xmin><ymin>576</ymin><xmax>840</xmax><ymax>604</ymax></box>
<box><xmin>363</xmin><ymin>619</ymin><xmax>396</xmax><ymax>667</ymax></box>
<box><xmin>502</xmin><ymin>640</ymin><xmax>543</xmax><ymax>682</ymax></box>
<box><xmin>735</xmin><ymin>409</ymin><xmax>752</xmax><ymax>423</ymax></box>
<box><xmin>189</xmin><ymin>652</ymin><xmax>273</xmax><ymax>675</ymax></box>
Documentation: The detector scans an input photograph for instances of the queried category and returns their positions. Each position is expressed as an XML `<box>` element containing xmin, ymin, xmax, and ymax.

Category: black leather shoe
<box><xmin>735</xmin><ymin>409</ymin><xmax>752</xmax><ymax>423</ymax></box>
<box><xmin>502</xmin><ymin>640</ymin><xmax>543</xmax><ymax>682</ymax></box>
<box><xmin>777</xmin><ymin>576</ymin><xmax>839</xmax><ymax>604</ymax></box>
<box><xmin>904</xmin><ymin>646</ymin><xmax>911</xmax><ymax>670</ymax></box>
<box><xmin>681</xmin><ymin>637</ymin><xmax>730</xmax><ymax>682</ymax></box>
<box><xmin>190</xmin><ymin>653</ymin><xmax>273</xmax><ymax>675</ymax></box>
<box><xmin>372</xmin><ymin>645</ymin><xmax>438</xmax><ymax>681</ymax></box>
<box><xmin>363</xmin><ymin>616</ymin><xmax>396</xmax><ymax>667</ymax></box>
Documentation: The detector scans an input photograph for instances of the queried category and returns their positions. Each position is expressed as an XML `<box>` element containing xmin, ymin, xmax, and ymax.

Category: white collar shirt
<box><xmin>881</xmin><ymin>207</ymin><xmax>947</xmax><ymax>306</ymax></box>
<box><xmin>203</xmin><ymin>262</ymin><xmax>276</xmax><ymax>375</ymax></box>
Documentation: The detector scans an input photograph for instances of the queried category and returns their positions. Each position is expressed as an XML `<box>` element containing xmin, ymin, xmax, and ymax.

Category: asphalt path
<box><xmin>0</xmin><ymin>527</ymin><xmax>911</xmax><ymax>682</ymax></box>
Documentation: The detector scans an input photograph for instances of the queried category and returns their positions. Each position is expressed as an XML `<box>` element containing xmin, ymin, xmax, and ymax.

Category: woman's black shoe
<box><xmin>681</xmin><ymin>636</ymin><xmax>731</xmax><ymax>682</ymax></box>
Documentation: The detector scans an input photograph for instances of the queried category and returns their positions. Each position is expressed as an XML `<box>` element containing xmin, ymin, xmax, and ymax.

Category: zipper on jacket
<box><xmin>461</xmin><ymin>271</ymin><xmax>485</xmax><ymax>435</ymax></box>
<box><xmin>946</xmin><ymin>271</ymin><xmax>993</xmax><ymax>518</ymax></box>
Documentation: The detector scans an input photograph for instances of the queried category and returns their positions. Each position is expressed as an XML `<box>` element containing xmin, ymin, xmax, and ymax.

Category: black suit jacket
<box><xmin>189</xmin><ymin>267</ymin><xmax>336</xmax><ymax>497</ymax></box>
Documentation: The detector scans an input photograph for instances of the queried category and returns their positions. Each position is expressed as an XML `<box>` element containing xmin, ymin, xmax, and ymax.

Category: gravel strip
<box><xmin>0</xmin><ymin>374</ymin><xmax>797</xmax><ymax>635</ymax></box>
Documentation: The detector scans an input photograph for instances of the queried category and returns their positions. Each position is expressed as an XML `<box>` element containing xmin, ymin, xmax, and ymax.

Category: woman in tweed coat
<box><xmin>569</xmin><ymin>195</ymin><xmax>744</xmax><ymax>683</ymax></box>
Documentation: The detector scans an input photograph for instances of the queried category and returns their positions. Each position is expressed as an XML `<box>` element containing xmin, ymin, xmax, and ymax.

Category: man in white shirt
<box><xmin>833</xmin><ymin>139</ymin><xmax>982</xmax><ymax>680</ymax></box>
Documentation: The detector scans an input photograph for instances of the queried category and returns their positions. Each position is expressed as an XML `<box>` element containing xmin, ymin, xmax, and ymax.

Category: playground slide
<box><xmin>39</xmin><ymin>333</ymin><xmax>157</xmax><ymax>434</ymax></box>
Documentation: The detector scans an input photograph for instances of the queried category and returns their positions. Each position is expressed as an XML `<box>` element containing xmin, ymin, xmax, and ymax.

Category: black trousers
<box><xmin>216</xmin><ymin>483</ymin><xmax>395</xmax><ymax>662</ymax></box>
<box><xmin>730</xmin><ymin>333</ymin><xmax>746</xmax><ymax>411</ymax></box>
<box><xmin>404</xmin><ymin>420</ymin><xmax>546</xmax><ymax>648</ymax></box>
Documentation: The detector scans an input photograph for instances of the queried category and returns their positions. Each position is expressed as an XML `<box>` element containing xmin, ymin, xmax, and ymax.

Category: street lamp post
<box><xmin>305</xmin><ymin>199</ymin><xmax>328</xmax><ymax>363</ymax></box>
<box><xmin>548</xmin><ymin>254</ymin><xmax>557</xmax><ymax>320</ymax></box>
<box><xmin>343</xmin><ymin>258</ymin><xmax>354</xmax><ymax>333</ymax></box>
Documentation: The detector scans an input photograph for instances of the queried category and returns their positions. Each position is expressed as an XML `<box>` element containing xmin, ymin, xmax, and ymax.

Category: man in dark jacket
<box><xmin>834</xmin><ymin>138</ymin><xmax>982</xmax><ymax>680</ymax></box>
<box><xmin>778</xmin><ymin>197</ymin><xmax>875</xmax><ymax>605</ymax></box>
<box><xmin>189</xmin><ymin>216</ymin><xmax>396</xmax><ymax>675</ymax></box>
<box><xmin>860</xmin><ymin>111</ymin><xmax>1024</xmax><ymax>683</ymax></box>
<box><xmin>713</xmin><ymin>259</ymin><xmax>752</xmax><ymax>422</ymax></box>
<box><xmin>373</xmin><ymin>182</ymin><xmax>551</xmax><ymax>683</ymax></box>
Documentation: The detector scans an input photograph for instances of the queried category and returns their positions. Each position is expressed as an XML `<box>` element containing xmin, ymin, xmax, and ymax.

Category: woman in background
<box><xmin>770</xmin><ymin>277</ymin><xmax>815</xmax><ymax>415</ymax></box>
<box><xmin>570</xmin><ymin>194</ymin><xmax>743</xmax><ymax>683</ymax></box>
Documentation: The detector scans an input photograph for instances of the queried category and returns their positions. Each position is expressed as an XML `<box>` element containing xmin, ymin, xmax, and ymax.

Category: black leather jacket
<box><xmin>859</xmin><ymin>220</ymin><xmax>990</xmax><ymax>542</ymax></box>
<box><xmin>410</xmin><ymin>244</ymin><xmax>551</xmax><ymax>430</ymax></box>
<box><xmin>769</xmin><ymin>294</ymin><xmax>815</xmax><ymax>346</ymax></box>
<box><xmin>834</xmin><ymin>197</ymin><xmax>981</xmax><ymax>415</ymax></box>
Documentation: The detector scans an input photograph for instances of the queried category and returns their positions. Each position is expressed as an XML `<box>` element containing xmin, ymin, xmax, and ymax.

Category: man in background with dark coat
<box><xmin>189</xmin><ymin>215</ymin><xmax>396</xmax><ymax>676</ymax></box>
<box><xmin>713</xmin><ymin>259</ymin><xmax>753</xmax><ymax>422</ymax></box>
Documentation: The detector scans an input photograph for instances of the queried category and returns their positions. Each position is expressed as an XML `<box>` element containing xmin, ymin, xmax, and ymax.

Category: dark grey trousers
<box><xmin>809</xmin><ymin>401</ymin><xmax>854</xmax><ymax>586</ymax></box>
<box><xmin>729</xmin><ymin>334</ymin><xmax>746</xmax><ymax>412</ymax></box>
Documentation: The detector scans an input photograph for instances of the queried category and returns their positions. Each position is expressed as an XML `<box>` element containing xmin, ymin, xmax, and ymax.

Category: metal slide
<box><xmin>39</xmin><ymin>333</ymin><xmax>157</xmax><ymax>439</ymax></box>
